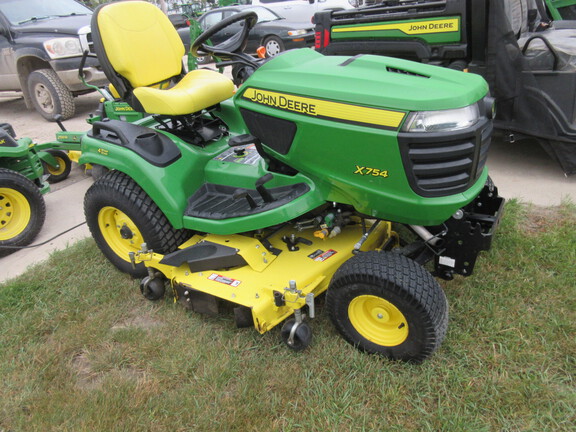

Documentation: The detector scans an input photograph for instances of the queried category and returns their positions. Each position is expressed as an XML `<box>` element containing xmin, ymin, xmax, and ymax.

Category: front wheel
<box><xmin>27</xmin><ymin>69</ymin><xmax>75</xmax><ymax>121</ymax></box>
<box><xmin>327</xmin><ymin>251</ymin><xmax>448</xmax><ymax>363</ymax></box>
<box><xmin>196</xmin><ymin>55</ymin><xmax>212</xmax><ymax>65</ymax></box>
<box><xmin>263</xmin><ymin>36</ymin><xmax>284</xmax><ymax>58</ymax></box>
<box><xmin>84</xmin><ymin>170</ymin><xmax>190</xmax><ymax>277</ymax></box>
<box><xmin>0</xmin><ymin>169</ymin><xmax>46</xmax><ymax>256</ymax></box>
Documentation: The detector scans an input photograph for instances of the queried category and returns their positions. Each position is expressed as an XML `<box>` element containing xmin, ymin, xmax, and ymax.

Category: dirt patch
<box><xmin>111</xmin><ymin>307</ymin><xmax>165</xmax><ymax>331</ymax></box>
<box><xmin>523</xmin><ymin>205</ymin><xmax>572</xmax><ymax>234</ymax></box>
<box><xmin>71</xmin><ymin>350</ymin><xmax>145</xmax><ymax>391</ymax></box>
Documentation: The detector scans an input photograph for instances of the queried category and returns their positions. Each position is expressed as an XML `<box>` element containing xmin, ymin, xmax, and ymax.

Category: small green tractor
<box><xmin>73</xmin><ymin>1</ymin><xmax>504</xmax><ymax>362</ymax></box>
<box><xmin>0</xmin><ymin>122</ymin><xmax>77</xmax><ymax>254</ymax></box>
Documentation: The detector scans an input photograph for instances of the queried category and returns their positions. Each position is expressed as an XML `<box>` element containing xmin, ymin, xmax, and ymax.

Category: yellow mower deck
<box><xmin>135</xmin><ymin>220</ymin><xmax>393</xmax><ymax>333</ymax></box>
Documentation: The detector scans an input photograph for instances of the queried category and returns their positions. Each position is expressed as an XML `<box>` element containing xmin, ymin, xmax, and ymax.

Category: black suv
<box><xmin>0</xmin><ymin>0</ymin><xmax>108</xmax><ymax>120</ymax></box>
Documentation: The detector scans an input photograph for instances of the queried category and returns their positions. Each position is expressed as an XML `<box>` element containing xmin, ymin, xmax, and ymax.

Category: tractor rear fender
<box><xmin>79</xmin><ymin>135</ymin><xmax>208</xmax><ymax>229</ymax></box>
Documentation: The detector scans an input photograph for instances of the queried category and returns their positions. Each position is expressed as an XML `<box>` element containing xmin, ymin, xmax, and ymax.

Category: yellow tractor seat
<box><xmin>91</xmin><ymin>1</ymin><xmax>234</xmax><ymax>115</ymax></box>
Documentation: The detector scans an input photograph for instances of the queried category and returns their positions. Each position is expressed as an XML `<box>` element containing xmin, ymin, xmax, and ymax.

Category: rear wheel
<box><xmin>43</xmin><ymin>150</ymin><xmax>72</xmax><ymax>183</ymax></box>
<box><xmin>263</xmin><ymin>36</ymin><xmax>284</xmax><ymax>57</ymax></box>
<box><xmin>0</xmin><ymin>169</ymin><xmax>46</xmax><ymax>256</ymax></box>
<box><xmin>84</xmin><ymin>170</ymin><xmax>190</xmax><ymax>277</ymax></box>
<box><xmin>327</xmin><ymin>251</ymin><xmax>448</xmax><ymax>363</ymax></box>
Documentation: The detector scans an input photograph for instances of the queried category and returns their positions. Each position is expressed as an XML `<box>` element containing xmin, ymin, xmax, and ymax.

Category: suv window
<box><xmin>0</xmin><ymin>0</ymin><xmax>90</xmax><ymax>25</ymax></box>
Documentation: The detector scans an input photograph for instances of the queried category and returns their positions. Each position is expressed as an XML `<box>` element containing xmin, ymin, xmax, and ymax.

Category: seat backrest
<box><xmin>92</xmin><ymin>1</ymin><xmax>185</xmax><ymax>93</ymax></box>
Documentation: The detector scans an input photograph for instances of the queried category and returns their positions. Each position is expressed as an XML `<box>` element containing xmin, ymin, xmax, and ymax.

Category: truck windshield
<box><xmin>0</xmin><ymin>0</ymin><xmax>91</xmax><ymax>25</ymax></box>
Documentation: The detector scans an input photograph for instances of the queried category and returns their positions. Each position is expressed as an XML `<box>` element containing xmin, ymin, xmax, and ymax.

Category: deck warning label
<box><xmin>208</xmin><ymin>273</ymin><xmax>242</xmax><ymax>287</ymax></box>
<box><xmin>308</xmin><ymin>249</ymin><xmax>338</xmax><ymax>262</ymax></box>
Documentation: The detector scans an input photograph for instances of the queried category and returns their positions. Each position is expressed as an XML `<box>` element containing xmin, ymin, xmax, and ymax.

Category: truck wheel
<box><xmin>84</xmin><ymin>170</ymin><xmax>190</xmax><ymax>277</ymax></box>
<box><xmin>43</xmin><ymin>150</ymin><xmax>72</xmax><ymax>183</ymax></box>
<box><xmin>263</xmin><ymin>36</ymin><xmax>284</xmax><ymax>57</ymax></box>
<box><xmin>326</xmin><ymin>251</ymin><xmax>448</xmax><ymax>363</ymax></box>
<box><xmin>196</xmin><ymin>55</ymin><xmax>212</xmax><ymax>65</ymax></box>
<box><xmin>27</xmin><ymin>69</ymin><xmax>75</xmax><ymax>121</ymax></box>
<box><xmin>0</xmin><ymin>169</ymin><xmax>46</xmax><ymax>257</ymax></box>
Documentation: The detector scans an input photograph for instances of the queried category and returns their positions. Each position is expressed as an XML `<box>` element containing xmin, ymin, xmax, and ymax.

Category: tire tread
<box><xmin>327</xmin><ymin>251</ymin><xmax>448</xmax><ymax>362</ymax></box>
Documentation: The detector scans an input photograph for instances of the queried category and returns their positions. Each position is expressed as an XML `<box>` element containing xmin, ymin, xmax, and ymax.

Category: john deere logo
<box><xmin>246</xmin><ymin>89</ymin><xmax>317</xmax><ymax>115</ymax></box>
<box><xmin>407</xmin><ymin>20</ymin><xmax>456</xmax><ymax>32</ymax></box>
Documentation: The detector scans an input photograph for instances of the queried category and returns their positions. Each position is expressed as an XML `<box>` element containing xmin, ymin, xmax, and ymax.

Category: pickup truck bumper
<box><xmin>50</xmin><ymin>56</ymin><xmax>108</xmax><ymax>92</ymax></box>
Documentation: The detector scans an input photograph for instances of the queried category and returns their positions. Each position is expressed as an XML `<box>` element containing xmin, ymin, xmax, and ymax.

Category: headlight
<box><xmin>288</xmin><ymin>29</ymin><xmax>308</xmax><ymax>37</ymax></box>
<box><xmin>401</xmin><ymin>104</ymin><xmax>481</xmax><ymax>133</ymax></box>
<box><xmin>44</xmin><ymin>38</ymin><xmax>82</xmax><ymax>59</ymax></box>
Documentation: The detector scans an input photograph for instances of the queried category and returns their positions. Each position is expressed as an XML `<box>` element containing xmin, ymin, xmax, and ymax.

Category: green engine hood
<box><xmin>239</xmin><ymin>49</ymin><xmax>488</xmax><ymax>114</ymax></box>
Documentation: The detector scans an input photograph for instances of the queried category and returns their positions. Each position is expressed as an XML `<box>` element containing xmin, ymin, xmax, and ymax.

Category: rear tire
<box><xmin>27</xmin><ymin>69</ymin><xmax>75</xmax><ymax>121</ymax></box>
<box><xmin>327</xmin><ymin>251</ymin><xmax>448</xmax><ymax>363</ymax></box>
<box><xmin>0</xmin><ymin>169</ymin><xmax>46</xmax><ymax>256</ymax></box>
<box><xmin>84</xmin><ymin>170</ymin><xmax>190</xmax><ymax>277</ymax></box>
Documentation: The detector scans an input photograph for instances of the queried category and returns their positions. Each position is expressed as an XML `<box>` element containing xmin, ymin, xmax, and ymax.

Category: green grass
<box><xmin>1</xmin><ymin>201</ymin><xmax>574</xmax><ymax>431</ymax></box>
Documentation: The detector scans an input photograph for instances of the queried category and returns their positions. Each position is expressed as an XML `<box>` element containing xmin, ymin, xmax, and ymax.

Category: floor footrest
<box><xmin>185</xmin><ymin>182</ymin><xmax>310</xmax><ymax>220</ymax></box>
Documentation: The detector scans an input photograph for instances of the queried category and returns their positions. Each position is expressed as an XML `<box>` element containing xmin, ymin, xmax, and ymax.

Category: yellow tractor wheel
<box><xmin>327</xmin><ymin>251</ymin><xmax>448</xmax><ymax>363</ymax></box>
<box><xmin>0</xmin><ymin>169</ymin><xmax>46</xmax><ymax>256</ymax></box>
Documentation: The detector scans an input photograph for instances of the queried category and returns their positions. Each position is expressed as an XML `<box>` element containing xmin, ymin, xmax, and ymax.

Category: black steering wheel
<box><xmin>191</xmin><ymin>11</ymin><xmax>258</xmax><ymax>59</ymax></box>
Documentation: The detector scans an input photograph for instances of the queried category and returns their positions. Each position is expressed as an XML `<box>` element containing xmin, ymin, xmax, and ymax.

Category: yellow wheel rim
<box><xmin>98</xmin><ymin>206</ymin><xmax>144</xmax><ymax>262</ymax></box>
<box><xmin>348</xmin><ymin>295</ymin><xmax>409</xmax><ymax>346</ymax></box>
<box><xmin>0</xmin><ymin>187</ymin><xmax>32</xmax><ymax>241</ymax></box>
<box><xmin>47</xmin><ymin>156</ymin><xmax>66</xmax><ymax>176</ymax></box>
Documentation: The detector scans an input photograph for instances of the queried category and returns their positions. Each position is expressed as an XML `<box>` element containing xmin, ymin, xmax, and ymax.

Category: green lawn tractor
<box><xmin>78</xmin><ymin>1</ymin><xmax>504</xmax><ymax>362</ymax></box>
<box><xmin>0</xmin><ymin>122</ymin><xmax>77</xmax><ymax>254</ymax></box>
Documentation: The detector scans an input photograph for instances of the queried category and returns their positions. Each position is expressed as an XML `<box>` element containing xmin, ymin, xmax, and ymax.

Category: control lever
<box><xmin>255</xmin><ymin>173</ymin><xmax>274</xmax><ymax>203</ymax></box>
<box><xmin>233</xmin><ymin>189</ymin><xmax>257</xmax><ymax>209</ymax></box>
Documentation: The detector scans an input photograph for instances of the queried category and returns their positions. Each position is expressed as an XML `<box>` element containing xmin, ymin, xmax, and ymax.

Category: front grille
<box><xmin>78</xmin><ymin>26</ymin><xmax>96</xmax><ymax>54</ymax></box>
<box><xmin>398</xmin><ymin>119</ymin><xmax>492</xmax><ymax>197</ymax></box>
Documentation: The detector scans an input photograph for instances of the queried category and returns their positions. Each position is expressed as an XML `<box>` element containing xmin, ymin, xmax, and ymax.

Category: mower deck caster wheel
<box><xmin>281</xmin><ymin>319</ymin><xmax>312</xmax><ymax>351</ymax></box>
<box><xmin>43</xmin><ymin>150</ymin><xmax>72</xmax><ymax>183</ymax></box>
<box><xmin>140</xmin><ymin>276</ymin><xmax>166</xmax><ymax>301</ymax></box>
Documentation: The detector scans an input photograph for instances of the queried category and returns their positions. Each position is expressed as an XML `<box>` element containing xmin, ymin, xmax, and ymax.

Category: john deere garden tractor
<box><xmin>78</xmin><ymin>1</ymin><xmax>503</xmax><ymax>362</ymax></box>
<box><xmin>0</xmin><ymin>122</ymin><xmax>76</xmax><ymax>255</ymax></box>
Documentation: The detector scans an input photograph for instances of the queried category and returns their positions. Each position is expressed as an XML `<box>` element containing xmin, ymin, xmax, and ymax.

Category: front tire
<box><xmin>84</xmin><ymin>170</ymin><xmax>190</xmax><ymax>277</ymax></box>
<box><xmin>327</xmin><ymin>251</ymin><xmax>448</xmax><ymax>363</ymax></box>
<box><xmin>27</xmin><ymin>69</ymin><xmax>75</xmax><ymax>121</ymax></box>
<box><xmin>0</xmin><ymin>169</ymin><xmax>46</xmax><ymax>256</ymax></box>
